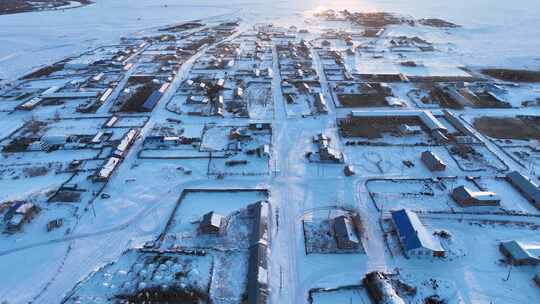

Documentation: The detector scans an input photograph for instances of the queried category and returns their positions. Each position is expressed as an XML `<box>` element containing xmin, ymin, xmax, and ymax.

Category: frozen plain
<box><xmin>1</xmin><ymin>0</ymin><xmax>540</xmax><ymax>80</ymax></box>
<box><xmin>0</xmin><ymin>1</ymin><xmax>540</xmax><ymax>304</ymax></box>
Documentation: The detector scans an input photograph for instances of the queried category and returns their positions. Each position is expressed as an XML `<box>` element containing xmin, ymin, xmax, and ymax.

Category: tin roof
<box><xmin>391</xmin><ymin>209</ymin><xmax>443</xmax><ymax>252</ymax></box>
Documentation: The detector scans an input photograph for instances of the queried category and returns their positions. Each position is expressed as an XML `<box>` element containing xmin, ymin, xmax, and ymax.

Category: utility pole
<box><xmin>503</xmin><ymin>264</ymin><xmax>512</xmax><ymax>281</ymax></box>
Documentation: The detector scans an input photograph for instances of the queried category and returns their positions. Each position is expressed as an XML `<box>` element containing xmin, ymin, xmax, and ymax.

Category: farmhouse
<box><xmin>333</xmin><ymin>215</ymin><xmax>360</xmax><ymax>249</ymax></box>
<box><xmin>499</xmin><ymin>240</ymin><xmax>540</xmax><ymax>266</ymax></box>
<box><xmin>421</xmin><ymin>150</ymin><xmax>446</xmax><ymax>171</ymax></box>
<box><xmin>451</xmin><ymin>186</ymin><xmax>501</xmax><ymax>207</ymax></box>
<box><xmin>391</xmin><ymin>209</ymin><xmax>445</xmax><ymax>257</ymax></box>
<box><xmin>506</xmin><ymin>171</ymin><xmax>540</xmax><ymax>209</ymax></box>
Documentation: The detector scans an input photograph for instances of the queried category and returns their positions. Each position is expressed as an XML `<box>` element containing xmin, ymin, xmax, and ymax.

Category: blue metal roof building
<box><xmin>142</xmin><ymin>91</ymin><xmax>162</xmax><ymax>112</ymax></box>
<box><xmin>391</xmin><ymin>209</ymin><xmax>445</xmax><ymax>257</ymax></box>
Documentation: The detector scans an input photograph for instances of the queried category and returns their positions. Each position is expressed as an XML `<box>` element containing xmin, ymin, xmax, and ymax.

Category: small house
<box><xmin>451</xmin><ymin>186</ymin><xmax>501</xmax><ymax>207</ymax></box>
<box><xmin>248</xmin><ymin>123</ymin><xmax>271</xmax><ymax>131</ymax></box>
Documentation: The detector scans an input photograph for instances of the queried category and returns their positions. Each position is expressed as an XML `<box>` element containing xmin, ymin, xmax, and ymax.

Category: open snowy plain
<box><xmin>0</xmin><ymin>1</ymin><xmax>539</xmax><ymax>304</ymax></box>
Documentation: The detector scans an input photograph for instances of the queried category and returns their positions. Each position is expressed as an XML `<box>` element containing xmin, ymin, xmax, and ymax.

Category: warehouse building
<box><xmin>391</xmin><ymin>209</ymin><xmax>445</xmax><ymax>257</ymax></box>
<box><xmin>506</xmin><ymin>171</ymin><xmax>540</xmax><ymax>209</ymax></box>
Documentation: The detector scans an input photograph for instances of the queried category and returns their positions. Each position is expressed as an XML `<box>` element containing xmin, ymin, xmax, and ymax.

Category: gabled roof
<box><xmin>501</xmin><ymin>240</ymin><xmax>540</xmax><ymax>262</ymax></box>
<box><xmin>391</xmin><ymin>209</ymin><xmax>443</xmax><ymax>252</ymax></box>
<box><xmin>506</xmin><ymin>171</ymin><xmax>540</xmax><ymax>203</ymax></box>
<box><xmin>452</xmin><ymin>185</ymin><xmax>500</xmax><ymax>203</ymax></box>
<box><xmin>421</xmin><ymin>150</ymin><xmax>446</xmax><ymax>169</ymax></box>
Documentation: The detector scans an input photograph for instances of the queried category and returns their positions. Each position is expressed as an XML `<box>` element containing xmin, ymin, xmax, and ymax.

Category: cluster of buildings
<box><xmin>92</xmin><ymin>129</ymin><xmax>139</xmax><ymax>182</ymax></box>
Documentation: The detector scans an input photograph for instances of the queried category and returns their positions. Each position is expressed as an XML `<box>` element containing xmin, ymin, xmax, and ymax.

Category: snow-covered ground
<box><xmin>1</xmin><ymin>0</ymin><xmax>540</xmax><ymax>81</ymax></box>
<box><xmin>1</xmin><ymin>1</ymin><xmax>540</xmax><ymax>304</ymax></box>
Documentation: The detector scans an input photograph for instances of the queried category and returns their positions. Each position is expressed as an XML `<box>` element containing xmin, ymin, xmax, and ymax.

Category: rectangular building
<box><xmin>391</xmin><ymin>209</ymin><xmax>445</xmax><ymax>257</ymax></box>
<box><xmin>451</xmin><ymin>186</ymin><xmax>501</xmax><ymax>207</ymax></box>
<box><xmin>506</xmin><ymin>171</ymin><xmax>540</xmax><ymax>209</ymax></box>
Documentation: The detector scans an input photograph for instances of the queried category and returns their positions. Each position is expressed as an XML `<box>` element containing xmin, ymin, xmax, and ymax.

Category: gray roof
<box><xmin>421</xmin><ymin>150</ymin><xmax>446</xmax><ymax>170</ymax></box>
<box><xmin>247</xmin><ymin>201</ymin><xmax>270</xmax><ymax>304</ymax></box>
<box><xmin>452</xmin><ymin>186</ymin><xmax>471</xmax><ymax>202</ymax></box>
<box><xmin>250</xmin><ymin>201</ymin><xmax>270</xmax><ymax>246</ymax></box>
<box><xmin>501</xmin><ymin>240</ymin><xmax>540</xmax><ymax>262</ymax></box>
<box><xmin>506</xmin><ymin>171</ymin><xmax>540</xmax><ymax>204</ymax></box>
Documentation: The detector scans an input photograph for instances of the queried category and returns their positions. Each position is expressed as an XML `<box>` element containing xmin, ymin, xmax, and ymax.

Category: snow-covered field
<box><xmin>1</xmin><ymin>1</ymin><xmax>540</xmax><ymax>304</ymax></box>
<box><xmin>1</xmin><ymin>0</ymin><xmax>540</xmax><ymax>81</ymax></box>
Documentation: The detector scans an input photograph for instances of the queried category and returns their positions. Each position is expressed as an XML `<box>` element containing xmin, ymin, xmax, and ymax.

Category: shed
<box><xmin>421</xmin><ymin>150</ymin><xmax>446</xmax><ymax>171</ymax></box>
<box><xmin>398</xmin><ymin>124</ymin><xmax>422</xmax><ymax>135</ymax></box>
<box><xmin>344</xmin><ymin>165</ymin><xmax>356</xmax><ymax>176</ymax></box>
<box><xmin>199</xmin><ymin>211</ymin><xmax>224</xmax><ymax>234</ymax></box>
<box><xmin>334</xmin><ymin>215</ymin><xmax>359</xmax><ymax>249</ymax></box>
<box><xmin>313</xmin><ymin>93</ymin><xmax>328</xmax><ymax>113</ymax></box>
<box><xmin>391</xmin><ymin>209</ymin><xmax>445</xmax><ymax>257</ymax></box>
<box><xmin>93</xmin><ymin>157</ymin><xmax>121</xmax><ymax>182</ymax></box>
